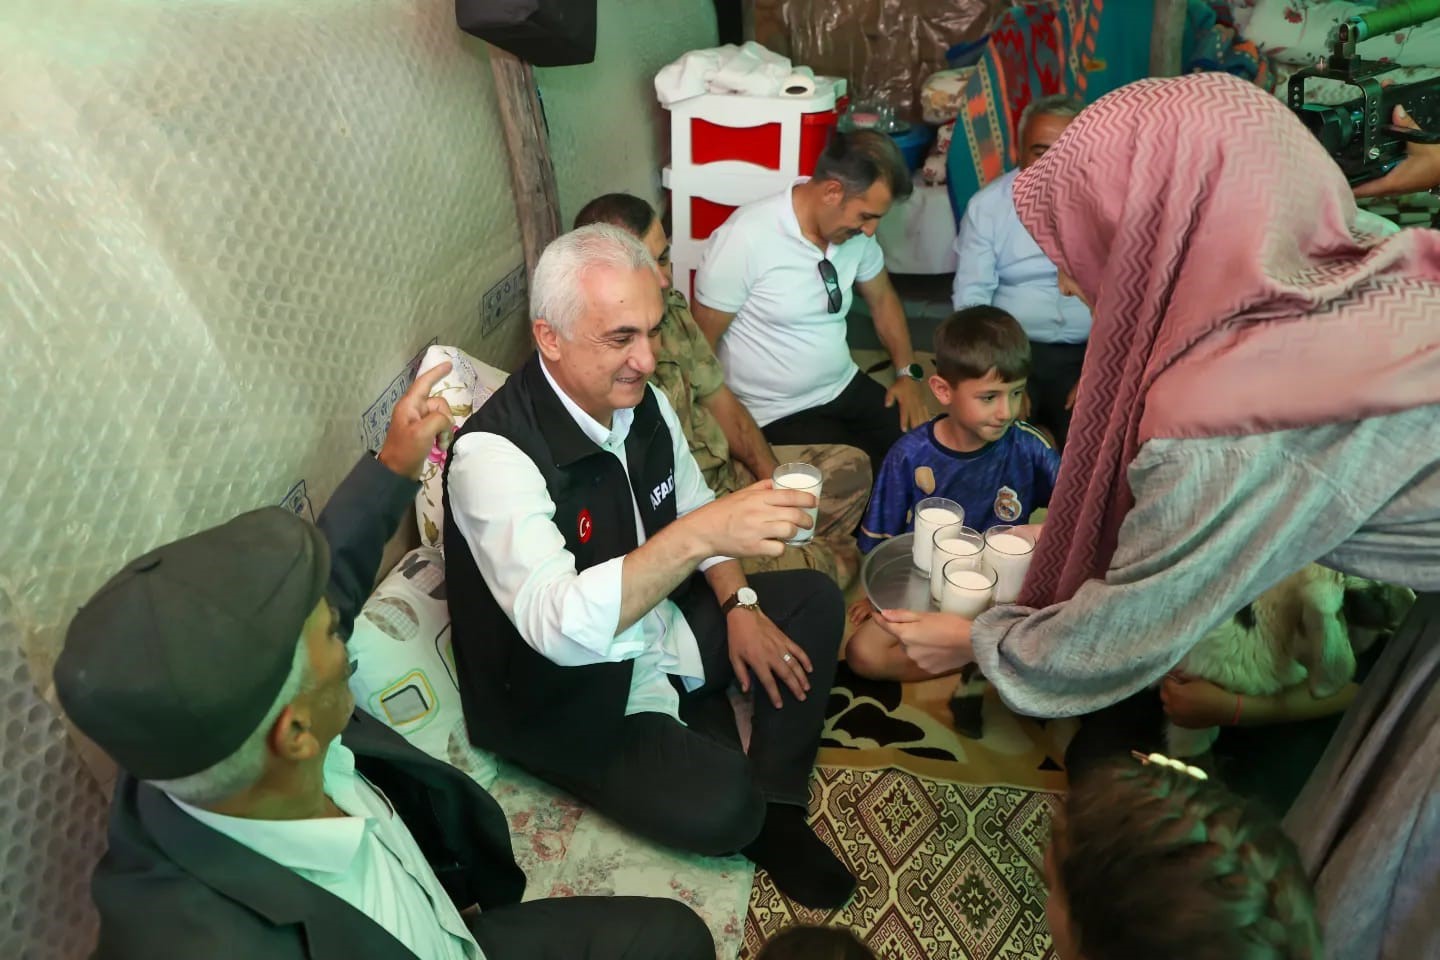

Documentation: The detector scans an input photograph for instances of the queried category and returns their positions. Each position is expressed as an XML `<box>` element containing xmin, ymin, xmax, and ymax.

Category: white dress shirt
<box><xmin>695</xmin><ymin>178</ymin><xmax>887</xmax><ymax>426</ymax></box>
<box><xmin>951</xmin><ymin>168</ymin><xmax>1092</xmax><ymax>345</ymax></box>
<box><xmin>173</xmin><ymin>741</ymin><xmax>483</xmax><ymax>960</ymax></box>
<box><xmin>447</xmin><ymin>360</ymin><xmax>727</xmax><ymax>721</ymax></box>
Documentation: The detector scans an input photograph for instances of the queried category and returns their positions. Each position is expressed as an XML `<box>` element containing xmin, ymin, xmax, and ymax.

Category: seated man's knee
<box><xmin>820</xmin><ymin>444</ymin><xmax>873</xmax><ymax>498</ymax></box>
<box><xmin>784</xmin><ymin>569</ymin><xmax>844</xmax><ymax>632</ymax></box>
<box><xmin>837</xmin><ymin>444</ymin><xmax>874</xmax><ymax>490</ymax></box>
<box><xmin>684</xmin><ymin>770</ymin><xmax>765</xmax><ymax>856</ymax></box>
<box><xmin>629</xmin><ymin>897</ymin><xmax>715</xmax><ymax>960</ymax></box>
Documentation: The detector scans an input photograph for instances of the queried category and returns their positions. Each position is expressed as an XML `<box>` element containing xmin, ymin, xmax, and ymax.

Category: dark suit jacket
<box><xmin>89</xmin><ymin>456</ymin><xmax>526</xmax><ymax>960</ymax></box>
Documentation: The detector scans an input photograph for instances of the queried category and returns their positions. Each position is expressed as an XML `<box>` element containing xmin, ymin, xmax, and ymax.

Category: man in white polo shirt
<box><xmin>691</xmin><ymin>130</ymin><xmax>927</xmax><ymax>474</ymax></box>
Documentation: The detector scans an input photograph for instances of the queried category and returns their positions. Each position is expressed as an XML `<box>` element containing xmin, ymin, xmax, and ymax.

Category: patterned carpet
<box><xmin>738</xmin><ymin>589</ymin><xmax>1074</xmax><ymax>959</ymax></box>
<box><xmin>742</xmin><ymin>767</ymin><xmax>1059</xmax><ymax>960</ymax></box>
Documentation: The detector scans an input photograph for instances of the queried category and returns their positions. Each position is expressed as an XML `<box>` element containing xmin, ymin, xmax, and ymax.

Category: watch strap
<box><xmin>722</xmin><ymin>591</ymin><xmax>759</xmax><ymax>615</ymax></box>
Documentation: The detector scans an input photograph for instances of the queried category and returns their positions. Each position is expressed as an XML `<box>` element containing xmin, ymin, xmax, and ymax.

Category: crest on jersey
<box><xmin>994</xmin><ymin>486</ymin><xmax>1022</xmax><ymax>523</ymax></box>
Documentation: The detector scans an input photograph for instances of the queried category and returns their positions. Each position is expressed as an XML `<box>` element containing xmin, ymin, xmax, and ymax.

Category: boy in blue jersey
<box><xmin>846</xmin><ymin>306</ymin><xmax>1059</xmax><ymax>734</ymax></box>
<box><xmin>856</xmin><ymin>306</ymin><xmax>1058</xmax><ymax>555</ymax></box>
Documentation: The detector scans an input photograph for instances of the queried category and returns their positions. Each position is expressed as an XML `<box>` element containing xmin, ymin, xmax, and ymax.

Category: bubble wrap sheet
<box><xmin>2</xmin><ymin>0</ymin><xmax>723</xmax><ymax>955</ymax></box>
<box><xmin>2</xmin><ymin>0</ymin><xmax>528</xmax><ymax>954</ymax></box>
<box><xmin>0</xmin><ymin>602</ymin><xmax>110</xmax><ymax>960</ymax></box>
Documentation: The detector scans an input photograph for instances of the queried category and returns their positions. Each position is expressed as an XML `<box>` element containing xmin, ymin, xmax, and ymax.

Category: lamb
<box><xmin>1166</xmin><ymin>564</ymin><xmax>1413</xmax><ymax>757</ymax></box>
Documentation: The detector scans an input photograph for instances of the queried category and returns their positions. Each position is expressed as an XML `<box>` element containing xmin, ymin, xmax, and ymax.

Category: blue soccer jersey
<box><xmin>859</xmin><ymin>416</ymin><xmax>1059</xmax><ymax>552</ymax></box>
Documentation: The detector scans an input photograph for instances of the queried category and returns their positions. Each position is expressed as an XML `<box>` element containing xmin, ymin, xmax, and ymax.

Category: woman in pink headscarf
<box><xmin>876</xmin><ymin>72</ymin><xmax>1440</xmax><ymax>959</ymax></box>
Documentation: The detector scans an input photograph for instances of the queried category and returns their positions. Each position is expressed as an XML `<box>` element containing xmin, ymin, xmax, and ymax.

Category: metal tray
<box><xmin>860</xmin><ymin>533</ymin><xmax>936</xmax><ymax>613</ymax></box>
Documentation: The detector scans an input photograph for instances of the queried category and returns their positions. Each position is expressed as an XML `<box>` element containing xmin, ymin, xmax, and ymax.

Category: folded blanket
<box><xmin>1185</xmin><ymin>0</ymin><xmax>1275</xmax><ymax>91</ymax></box>
<box><xmin>654</xmin><ymin>41</ymin><xmax>815</xmax><ymax>106</ymax></box>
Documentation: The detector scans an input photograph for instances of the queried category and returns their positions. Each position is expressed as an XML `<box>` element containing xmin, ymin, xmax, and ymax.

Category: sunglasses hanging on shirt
<box><xmin>817</xmin><ymin>258</ymin><xmax>843</xmax><ymax>314</ymax></box>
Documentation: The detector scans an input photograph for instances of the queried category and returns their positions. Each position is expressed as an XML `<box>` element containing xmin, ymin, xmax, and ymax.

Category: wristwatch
<box><xmin>722</xmin><ymin>586</ymin><xmax>761</xmax><ymax>616</ymax></box>
<box><xmin>895</xmin><ymin>362</ymin><xmax>924</xmax><ymax>380</ymax></box>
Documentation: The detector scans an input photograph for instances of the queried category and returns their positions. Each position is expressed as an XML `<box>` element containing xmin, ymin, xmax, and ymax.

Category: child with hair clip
<box><xmin>1045</xmin><ymin>753</ymin><xmax>1323</xmax><ymax>960</ymax></box>
<box><xmin>756</xmin><ymin>925</ymin><xmax>875</xmax><ymax>960</ymax></box>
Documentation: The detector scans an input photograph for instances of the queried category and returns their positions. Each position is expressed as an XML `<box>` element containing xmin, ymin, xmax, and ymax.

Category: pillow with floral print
<box><xmin>1247</xmin><ymin>0</ymin><xmax>1440</xmax><ymax>68</ymax></box>
<box><xmin>348</xmin><ymin>546</ymin><xmax>499</xmax><ymax>788</ymax></box>
<box><xmin>415</xmin><ymin>344</ymin><xmax>509</xmax><ymax>548</ymax></box>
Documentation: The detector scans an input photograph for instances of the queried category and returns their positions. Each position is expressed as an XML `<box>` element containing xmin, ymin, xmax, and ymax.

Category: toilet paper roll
<box><xmin>780</xmin><ymin>67</ymin><xmax>816</xmax><ymax>97</ymax></box>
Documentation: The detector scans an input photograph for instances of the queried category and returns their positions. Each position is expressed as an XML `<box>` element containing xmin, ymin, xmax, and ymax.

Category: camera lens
<box><xmin>1299</xmin><ymin>104</ymin><xmax>1355</xmax><ymax>154</ymax></box>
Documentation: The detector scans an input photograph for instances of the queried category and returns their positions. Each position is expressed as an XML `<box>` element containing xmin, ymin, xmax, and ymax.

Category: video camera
<box><xmin>1289</xmin><ymin>0</ymin><xmax>1440</xmax><ymax>186</ymax></box>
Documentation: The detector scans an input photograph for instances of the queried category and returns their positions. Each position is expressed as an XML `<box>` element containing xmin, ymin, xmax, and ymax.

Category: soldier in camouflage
<box><xmin>575</xmin><ymin>194</ymin><xmax>872</xmax><ymax>588</ymax></box>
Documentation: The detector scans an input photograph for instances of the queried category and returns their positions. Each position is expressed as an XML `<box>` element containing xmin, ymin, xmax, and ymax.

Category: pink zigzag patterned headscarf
<box><xmin>1012</xmin><ymin>72</ymin><xmax>1440</xmax><ymax>608</ymax></box>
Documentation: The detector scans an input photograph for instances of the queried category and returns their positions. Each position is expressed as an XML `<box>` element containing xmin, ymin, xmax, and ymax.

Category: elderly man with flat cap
<box><xmin>54</xmin><ymin>362</ymin><xmax>714</xmax><ymax>960</ymax></box>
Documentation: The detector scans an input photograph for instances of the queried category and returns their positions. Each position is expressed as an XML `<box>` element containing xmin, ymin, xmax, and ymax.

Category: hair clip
<box><xmin>1131</xmin><ymin>750</ymin><xmax>1208</xmax><ymax>781</ymax></box>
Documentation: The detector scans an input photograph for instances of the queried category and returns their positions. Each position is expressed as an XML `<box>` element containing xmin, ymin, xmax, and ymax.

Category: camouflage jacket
<box><xmin>650</xmin><ymin>289</ymin><xmax>745</xmax><ymax>497</ymax></box>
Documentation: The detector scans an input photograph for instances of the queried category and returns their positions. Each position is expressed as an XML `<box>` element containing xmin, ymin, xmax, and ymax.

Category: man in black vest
<box><xmin>53</xmin><ymin>362</ymin><xmax>713</xmax><ymax>960</ymax></box>
<box><xmin>443</xmin><ymin>225</ymin><xmax>855</xmax><ymax>909</ymax></box>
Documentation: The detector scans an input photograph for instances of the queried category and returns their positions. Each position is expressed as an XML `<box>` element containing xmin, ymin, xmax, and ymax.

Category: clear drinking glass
<box><xmin>983</xmin><ymin>525</ymin><xmax>1037</xmax><ymax>604</ymax></box>
<box><xmin>772</xmin><ymin>462</ymin><xmax>822</xmax><ymax>545</ymax></box>
<box><xmin>930</xmin><ymin>525</ymin><xmax>985</xmax><ymax>603</ymax></box>
<box><xmin>911</xmin><ymin>497</ymin><xmax>964</xmax><ymax>574</ymax></box>
<box><xmin>941</xmin><ymin>560</ymin><xmax>997</xmax><ymax>617</ymax></box>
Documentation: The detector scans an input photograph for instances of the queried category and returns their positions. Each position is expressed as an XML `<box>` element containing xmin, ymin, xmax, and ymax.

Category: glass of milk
<box><xmin>912</xmin><ymin>497</ymin><xmax>963</xmax><ymax>574</ymax></box>
<box><xmin>929</xmin><ymin>525</ymin><xmax>984</xmax><ymax>603</ymax></box>
<box><xmin>941</xmin><ymin>560</ymin><xmax>997</xmax><ymax>618</ymax></box>
<box><xmin>773</xmin><ymin>462</ymin><xmax>822</xmax><ymax>544</ymax></box>
<box><xmin>983</xmin><ymin>525</ymin><xmax>1037</xmax><ymax>604</ymax></box>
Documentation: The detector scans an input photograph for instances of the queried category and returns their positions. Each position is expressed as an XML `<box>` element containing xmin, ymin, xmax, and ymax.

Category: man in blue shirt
<box><xmin>952</xmin><ymin>94</ymin><xmax>1090</xmax><ymax>448</ymax></box>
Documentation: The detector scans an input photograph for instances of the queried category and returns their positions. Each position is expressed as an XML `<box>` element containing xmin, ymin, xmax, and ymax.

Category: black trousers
<box><xmin>521</xmin><ymin>569</ymin><xmax>843</xmax><ymax>856</ymax></box>
<box><xmin>470</xmin><ymin>895</ymin><xmax>714</xmax><ymax>959</ymax></box>
<box><xmin>1027</xmin><ymin>340</ymin><xmax>1086</xmax><ymax>450</ymax></box>
<box><xmin>762</xmin><ymin>369</ymin><xmax>903</xmax><ymax>475</ymax></box>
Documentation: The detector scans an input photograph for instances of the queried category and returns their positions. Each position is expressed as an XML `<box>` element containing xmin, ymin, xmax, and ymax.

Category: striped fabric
<box><xmin>1011</xmin><ymin>73</ymin><xmax>1440</xmax><ymax>607</ymax></box>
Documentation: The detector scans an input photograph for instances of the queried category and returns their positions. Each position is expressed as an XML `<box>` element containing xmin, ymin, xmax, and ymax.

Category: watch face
<box><xmin>901</xmin><ymin>363</ymin><xmax>923</xmax><ymax>379</ymax></box>
<box><xmin>738</xmin><ymin>587</ymin><xmax>759</xmax><ymax>606</ymax></box>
